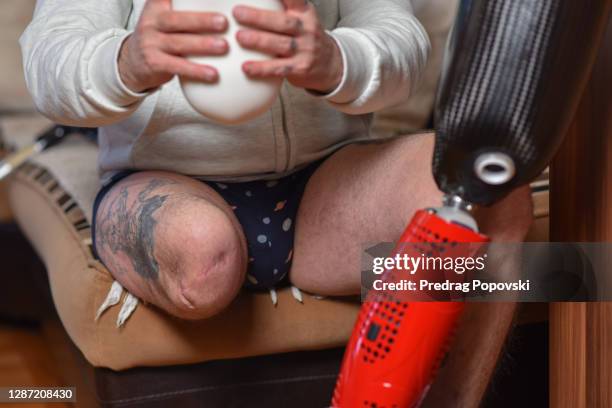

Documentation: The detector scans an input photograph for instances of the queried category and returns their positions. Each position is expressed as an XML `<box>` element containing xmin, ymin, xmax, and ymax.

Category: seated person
<box><xmin>20</xmin><ymin>0</ymin><xmax>532</xmax><ymax>320</ymax></box>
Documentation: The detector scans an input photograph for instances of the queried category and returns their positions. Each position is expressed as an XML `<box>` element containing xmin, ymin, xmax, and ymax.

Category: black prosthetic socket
<box><xmin>434</xmin><ymin>0</ymin><xmax>610</xmax><ymax>205</ymax></box>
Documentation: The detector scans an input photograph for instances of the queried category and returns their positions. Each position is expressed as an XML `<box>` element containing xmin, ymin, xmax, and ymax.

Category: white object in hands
<box><xmin>172</xmin><ymin>0</ymin><xmax>284</xmax><ymax>125</ymax></box>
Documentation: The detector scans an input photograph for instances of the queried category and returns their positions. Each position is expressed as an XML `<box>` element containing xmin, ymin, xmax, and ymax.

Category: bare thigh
<box><xmin>94</xmin><ymin>171</ymin><xmax>248</xmax><ymax>320</ymax></box>
<box><xmin>290</xmin><ymin>133</ymin><xmax>533</xmax><ymax>295</ymax></box>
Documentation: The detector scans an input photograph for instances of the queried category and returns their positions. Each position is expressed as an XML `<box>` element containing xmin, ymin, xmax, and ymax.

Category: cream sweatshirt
<box><xmin>20</xmin><ymin>0</ymin><xmax>430</xmax><ymax>183</ymax></box>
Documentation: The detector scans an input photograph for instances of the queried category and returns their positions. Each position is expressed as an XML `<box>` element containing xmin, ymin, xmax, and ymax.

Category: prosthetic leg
<box><xmin>332</xmin><ymin>0</ymin><xmax>610</xmax><ymax>406</ymax></box>
<box><xmin>332</xmin><ymin>200</ymin><xmax>488</xmax><ymax>407</ymax></box>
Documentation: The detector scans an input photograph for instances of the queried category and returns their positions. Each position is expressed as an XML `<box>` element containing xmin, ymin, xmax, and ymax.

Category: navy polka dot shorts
<box><xmin>209</xmin><ymin>161</ymin><xmax>322</xmax><ymax>290</ymax></box>
<box><xmin>91</xmin><ymin>160</ymin><xmax>322</xmax><ymax>291</ymax></box>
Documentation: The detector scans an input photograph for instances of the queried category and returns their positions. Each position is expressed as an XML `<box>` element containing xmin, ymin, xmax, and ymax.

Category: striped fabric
<box><xmin>16</xmin><ymin>162</ymin><xmax>94</xmax><ymax>258</ymax></box>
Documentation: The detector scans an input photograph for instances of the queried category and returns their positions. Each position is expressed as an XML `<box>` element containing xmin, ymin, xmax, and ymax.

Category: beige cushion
<box><xmin>7</xmin><ymin>137</ymin><xmax>359</xmax><ymax>370</ymax></box>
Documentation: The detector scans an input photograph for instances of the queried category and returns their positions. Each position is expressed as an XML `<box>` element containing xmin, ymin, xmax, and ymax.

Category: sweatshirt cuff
<box><xmin>316</xmin><ymin>28</ymin><xmax>376</xmax><ymax>105</ymax></box>
<box><xmin>87</xmin><ymin>31</ymin><xmax>149</xmax><ymax>109</ymax></box>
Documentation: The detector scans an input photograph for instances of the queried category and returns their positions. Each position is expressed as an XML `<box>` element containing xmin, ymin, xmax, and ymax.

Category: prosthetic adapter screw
<box><xmin>427</xmin><ymin>194</ymin><xmax>479</xmax><ymax>232</ymax></box>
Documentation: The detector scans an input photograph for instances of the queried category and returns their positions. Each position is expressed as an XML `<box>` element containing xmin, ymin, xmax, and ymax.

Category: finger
<box><xmin>161</xmin><ymin>34</ymin><xmax>228</xmax><ymax>56</ymax></box>
<box><xmin>236</xmin><ymin>30</ymin><xmax>297</xmax><ymax>57</ymax></box>
<box><xmin>153</xmin><ymin>52</ymin><xmax>219</xmax><ymax>82</ymax></box>
<box><xmin>242</xmin><ymin>58</ymin><xmax>297</xmax><ymax>78</ymax></box>
<box><xmin>282</xmin><ymin>0</ymin><xmax>310</xmax><ymax>11</ymax></box>
<box><xmin>144</xmin><ymin>0</ymin><xmax>173</xmax><ymax>14</ymax></box>
<box><xmin>156</xmin><ymin>11</ymin><xmax>228</xmax><ymax>33</ymax></box>
<box><xmin>233</xmin><ymin>6</ymin><xmax>303</xmax><ymax>35</ymax></box>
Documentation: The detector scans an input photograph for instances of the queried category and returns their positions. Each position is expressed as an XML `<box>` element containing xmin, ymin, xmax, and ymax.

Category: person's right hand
<box><xmin>118</xmin><ymin>0</ymin><xmax>229</xmax><ymax>93</ymax></box>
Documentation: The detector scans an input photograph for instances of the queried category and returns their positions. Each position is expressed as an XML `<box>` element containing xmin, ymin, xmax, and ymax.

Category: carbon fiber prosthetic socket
<box><xmin>434</xmin><ymin>0</ymin><xmax>610</xmax><ymax>205</ymax></box>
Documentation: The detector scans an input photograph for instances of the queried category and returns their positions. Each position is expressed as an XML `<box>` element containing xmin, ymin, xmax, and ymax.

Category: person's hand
<box><xmin>118</xmin><ymin>0</ymin><xmax>229</xmax><ymax>93</ymax></box>
<box><xmin>234</xmin><ymin>0</ymin><xmax>343</xmax><ymax>93</ymax></box>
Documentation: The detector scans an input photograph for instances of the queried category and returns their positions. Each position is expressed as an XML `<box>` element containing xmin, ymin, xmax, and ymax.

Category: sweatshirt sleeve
<box><xmin>20</xmin><ymin>0</ymin><xmax>148</xmax><ymax>127</ymax></box>
<box><xmin>323</xmin><ymin>0</ymin><xmax>430</xmax><ymax>115</ymax></box>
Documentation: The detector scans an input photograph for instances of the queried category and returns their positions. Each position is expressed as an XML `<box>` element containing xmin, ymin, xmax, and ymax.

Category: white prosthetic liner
<box><xmin>172</xmin><ymin>0</ymin><xmax>283</xmax><ymax>125</ymax></box>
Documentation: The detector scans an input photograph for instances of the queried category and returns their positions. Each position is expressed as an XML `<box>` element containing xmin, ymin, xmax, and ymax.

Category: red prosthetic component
<box><xmin>332</xmin><ymin>209</ymin><xmax>489</xmax><ymax>408</ymax></box>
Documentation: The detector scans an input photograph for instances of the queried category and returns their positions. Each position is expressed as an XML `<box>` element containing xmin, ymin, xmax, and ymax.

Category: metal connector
<box><xmin>435</xmin><ymin>194</ymin><xmax>479</xmax><ymax>232</ymax></box>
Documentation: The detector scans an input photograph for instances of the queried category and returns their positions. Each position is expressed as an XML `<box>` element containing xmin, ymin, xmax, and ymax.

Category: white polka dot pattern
<box><xmin>282</xmin><ymin>218</ymin><xmax>293</xmax><ymax>232</ymax></box>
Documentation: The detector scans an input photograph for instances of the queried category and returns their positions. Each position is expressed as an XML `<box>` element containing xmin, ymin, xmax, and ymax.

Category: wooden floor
<box><xmin>0</xmin><ymin>324</ymin><xmax>70</xmax><ymax>408</ymax></box>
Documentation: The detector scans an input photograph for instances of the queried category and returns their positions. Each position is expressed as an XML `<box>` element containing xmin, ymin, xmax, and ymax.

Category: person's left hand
<box><xmin>233</xmin><ymin>0</ymin><xmax>343</xmax><ymax>93</ymax></box>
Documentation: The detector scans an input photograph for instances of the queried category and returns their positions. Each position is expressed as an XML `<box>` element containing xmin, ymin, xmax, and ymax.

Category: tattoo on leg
<box><xmin>132</xmin><ymin>193</ymin><xmax>167</xmax><ymax>279</ymax></box>
<box><xmin>96</xmin><ymin>178</ymin><xmax>177</xmax><ymax>280</ymax></box>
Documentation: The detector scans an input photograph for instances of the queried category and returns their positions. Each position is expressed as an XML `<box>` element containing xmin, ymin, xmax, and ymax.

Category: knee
<box><xmin>288</xmin><ymin>255</ymin><xmax>358</xmax><ymax>298</ymax></box>
<box><xmin>155</xmin><ymin>198</ymin><xmax>247</xmax><ymax>320</ymax></box>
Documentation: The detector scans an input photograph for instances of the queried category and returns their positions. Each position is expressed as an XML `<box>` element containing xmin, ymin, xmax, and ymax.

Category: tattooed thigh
<box><xmin>94</xmin><ymin>172</ymin><xmax>245</xmax><ymax>284</ymax></box>
<box><xmin>94</xmin><ymin>175</ymin><xmax>179</xmax><ymax>279</ymax></box>
<box><xmin>93</xmin><ymin>172</ymin><xmax>248</xmax><ymax>319</ymax></box>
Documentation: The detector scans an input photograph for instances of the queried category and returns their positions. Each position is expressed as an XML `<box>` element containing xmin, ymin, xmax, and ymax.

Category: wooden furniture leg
<box><xmin>550</xmin><ymin>12</ymin><xmax>612</xmax><ymax>408</ymax></box>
